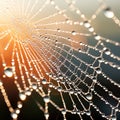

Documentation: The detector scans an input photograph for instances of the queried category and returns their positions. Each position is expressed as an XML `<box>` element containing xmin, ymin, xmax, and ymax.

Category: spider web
<box><xmin>0</xmin><ymin>0</ymin><xmax>120</xmax><ymax>120</ymax></box>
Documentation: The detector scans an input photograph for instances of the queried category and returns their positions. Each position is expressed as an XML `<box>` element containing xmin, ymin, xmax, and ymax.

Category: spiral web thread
<box><xmin>0</xmin><ymin>0</ymin><xmax>120</xmax><ymax>120</ymax></box>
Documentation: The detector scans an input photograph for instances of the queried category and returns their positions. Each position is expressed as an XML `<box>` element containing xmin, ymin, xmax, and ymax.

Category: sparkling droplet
<box><xmin>76</xmin><ymin>110</ymin><xmax>80</xmax><ymax>115</ymax></box>
<box><xmin>66</xmin><ymin>19</ymin><xmax>70</xmax><ymax>24</ymax></box>
<box><xmin>49</xmin><ymin>73</ymin><xmax>53</xmax><ymax>78</ymax></box>
<box><xmin>86</xmin><ymin>93</ymin><xmax>92</xmax><ymax>100</ymax></box>
<box><xmin>61</xmin><ymin>109</ymin><xmax>66</xmax><ymax>115</ymax></box>
<box><xmin>84</xmin><ymin>21</ymin><xmax>91</xmax><ymax>28</ymax></box>
<box><xmin>96</xmin><ymin>68</ymin><xmax>102</xmax><ymax>74</ymax></box>
<box><xmin>4</xmin><ymin>67</ymin><xmax>13</xmax><ymax>77</ymax></box>
<box><xmin>43</xmin><ymin>95</ymin><xmax>50</xmax><ymax>103</ymax></box>
<box><xmin>58</xmin><ymin>74</ymin><xmax>64</xmax><ymax>80</ymax></box>
<box><xmin>115</xmin><ymin>42</ymin><xmax>119</xmax><ymax>46</ymax></box>
<box><xmin>17</xmin><ymin>101</ymin><xmax>23</xmax><ymax>108</ymax></box>
<box><xmin>25</xmin><ymin>88</ymin><xmax>32</xmax><ymax>96</ymax></box>
<box><xmin>31</xmin><ymin>83</ymin><xmax>38</xmax><ymax>90</ymax></box>
<box><xmin>15</xmin><ymin>108</ymin><xmax>20</xmax><ymax>114</ymax></box>
<box><xmin>29</xmin><ymin>67</ymin><xmax>33</xmax><ymax>71</ymax></box>
<box><xmin>79</xmin><ymin>42</ymin><xmax>83</xmax><ymax>46</ymax></box>
<box><xmin>97</xmin><ymin>57</ymin><xmax>103</xmax><ymax>63</ymax></box>
<box><xmin>76</xmin><ymin>9</ymin><xmax>80</xmax><ymax>14</ymax></box>
<box><xmin>109</xmin><ymin>91</ymin><xmax>112</xmax><ymax>96</ymax></box>
<box><xmin>57</xmin><ymin>86</ymin><xmax>62</xmax><ymax>92</ymax></box>
<box><xmin>72</xmin><ymin>30</ymin><xmax>76</xmax><ymax>35</ymax></box>
<box><xmin>44</xmin><ymin>113</ymin><xmax>49</xmax><ymax>119</ymax></box>
<box><xmin>2</xmin><ymin>63</ymin><xmax>6</xmax><ymax>67</ymax></box>
<box><xmin>85</xmin><ymin>110</ymin><xmax>91</xmax><ymax>116</ymax></box>
<box><xmin>19</xmin><ymin>92</ymin><xmax>26</xmax><ymax>101</ymax></box>
<box><xmin>11</xmin><ymin>112</ymin><xmax>18</xmax><ymax>119</ymax></box>
<box><xmin>11</xmin><ymin>61</ymin><xmax>15</xmax><ymax>65</ymax></box>
<box><xmin>93</xmin><ymin>77</ymin><xmax>97</xmax><ymax>83</ymax></box>
<box><xmin>104</xmin><ymin>49</ymin><xmax>111</xmax><ymax>55</ymax></box>
<box><xmin>69</xmin><ymin>89</ymin><xmax>74</xmax><ymax>94</ymax></box>
<box><xmin>42</xmin><ymin>79</ymin><xmax>47</xmax><ymax>84</ymax></box>
<box><xmin>94</xmin><ymin>35</ymin><xmax>101</xmax><ymax>40</ymax></box>
<box><xmin>49</xmin><ymin>83</ymin><xmax>53</xmax><ymax>88</ymax></box>
<box><xmin>104</xmin><ymin>7</ymin><xmax>114</xmax><ymax>18</ymax></box>
<box><xmin>72</xmin><ymin>109</ymin><xmax>77</xmax><ymax>114</ymax></box>
<box><xmin>91</xmin><ymin>87</ymin><xmax>94</xmax><ymax>91</ymax></box>
<box><xmin>88</xmin><ymin>27</ymin><xmax>94</xmax><ymax>32</ymax></box>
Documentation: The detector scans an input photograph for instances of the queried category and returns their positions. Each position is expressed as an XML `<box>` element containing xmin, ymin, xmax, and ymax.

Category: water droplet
<box><xmin>43</xmin><ymin>95</ymin><xmax>50</xmax><ymax>103</ymax></box>
<box><xmin>85</xmin><ymin>110</ymin><xmax>91</xmax><ymax>116</ymax></box>
<box><xmin>88</xmin><ymin>27</ymin><xmax>94</xmax><ymax>32</ymax></box>
<box><xmin>66</xmin><ymin>19</ymin><xmax>70</xmax><ymax>24</ymax></box>
<box><xmin>19</xmin><ymin>91</ymin><xmax>26</xmax><ymax>101</ymax></box>
<box><xmin>49</xmin><ymin>73</ymin><xmax>53</xmax><ymax>78</ymax></box>
<box><xmin>61</xmin><ymin>109</ymin><xmax>66</xmax><ymax>115</ymax></box>
<box><xmin>76</xmin><ymin>110</ymin><xmax>80</xmax><ymax>115</ymax></box>
<box><xmin>57</xmin><ymin>86</ymin><xmax>62</xmax><ymax>92</ymax></box>
<box><xmin>49</xmin><ymin>83</ymin><xmax>53</xmax><ymax>88</ymax></box>
<box><xmin>11</xmin><ymin>61</ymin><xmax>15</xmax><ymax>65</ymax></box>
<box><xmin>17</xmin><ymin>101</ymin><xmax>23</xmax><ymax>108</ymax></box>
<box><xmin>69</xmin><ymin>89</ymin><xmax>74</xmax><ymax>94</ymax></box>
<box><xmin>115</xmin><ymin>42</ymin><xmax>119</xmax><ymax>46</ymax></box>
<box><xmin>104</xmin><ymin>7</ymin><xmax>114</xmax><ymax>18</ymax></box>
<box><xmin>31</xmin><ymin>83</ymin><xmax>38</xmax><ymax>90</ymax></box>
<box><xmin>2</xmin><ymin>63</ymin><xmax>6</xmax><ymax>67</ymax></box>
<box><xmin>96</xmin><ymin>68</ymin><xmax>102</xmax><ymax>74</ymax></box>
<box><xmin>84</xmin><ymin>21</ymin><xmax>91</xmax><ymax>28</ymax></box>
<box><xmin>44</xmin><ymin>113</ymin><xmax>49</xmax><ymax>119</ymax></box>
<box><xmin>109</xmin><ymin>91</ymin><xmax>112</xmax><ymax>96</ymax></box>
<box><xmin>91</xmin><ymin>87</ymin><xmax>94</xmax><ymax>91</ymax></box>
<box><xmin>72</xmin><ymin>31</ymin><xmax>76</xmax><ymax>35</ymax></box>
<box><xmin>30</xmin><ymin>67</ymin><xmax>33</xmax><ymax>71</ymax></box>
<box><xmin>42</xmin><ymin>79</ymin><xmax>47</xmax><ymax>84</ymax></box>
<box><xmin>112</xmin><ymin>63</ymin><xmax>116</xmax><ymax>68</ymax></box>
<box><xmin>104</xmin><ymin>49</ymin><xmax>111</xmax><ymax>55</ymax></box>
<box><xmin>76</xmin><ymin>9</ymin><xmax>80</xmax><ymax>14</ymax></box>
<box><xmin>15</xmin><ymin>108</ymin><xmax>20</xmax><ymax>114</ymax></box>
<box><xmin>93</xmin><ymin>77</ymin><xmax>97</xmax><ymax>83</ymax></box>
<box><xmin>4</xmin><ymin>67</ymin><xmax>13</xmax><ymax>77</ymax></box>
<box><xmin>86</xmin><ymin>93</ymin><xmax>92</xmax><ymax>100</ymax></box>
<box><xmin>94</xmin><ymin>35</ymin><xmax>101</xmax><ymax>40</ymax></box>
<box><xmin>97</xmin><ymin>57</ymin><xmax>103</xmax><ymax>63</ymax></box>
<box><xmin>72</xmin><ymin>109</ymin><xmax>77</xmax><ymax>114</ymax></box>
<box><xmin>58</xmin><ymin>74</ymin><xmax>64</xmax><ymax>80</ymax></box>
<box><xmin>11</xmin><ymin>112</ymin><xmax>18</xmax><ymax>119</ymax></box>
<box><xmin>25</xmin><ymin>88</ymin><xmax>32</xmax><ymax>96</ymax></box>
